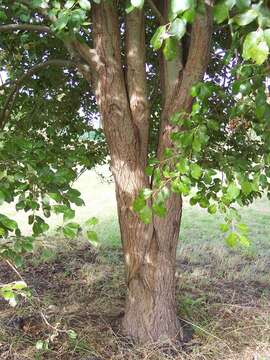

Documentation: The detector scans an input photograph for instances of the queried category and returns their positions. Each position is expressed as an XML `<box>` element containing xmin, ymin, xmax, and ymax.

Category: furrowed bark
<box><xmin>89</xmin><ymin>1</ymin><xmax>153</xmax><ymax>290</ymax></box>
<box><xmin>125</xmin><ymin>9</ymin><xmax>150</xmax><ymax>163</ymax></box>
<box><xmin>122</xmin><ymin>6</ymin><xmax>181</xmax><ymax>341</ymax></box>
<box><xmin>125</xmin><ymin>4</ymin><xmax>213</xmax><ymax>343</ymax></box>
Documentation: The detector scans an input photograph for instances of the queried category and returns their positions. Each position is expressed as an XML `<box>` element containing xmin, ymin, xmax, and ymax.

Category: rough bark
<box><xmin>71</xmin><ymin>1</ymin><xmax>213</xmax><ymax>343</ymax></box>
<box><xmin>122</xmin><ymin>191</ymin><xmax>182</xmax><ymax>342</ymax></box>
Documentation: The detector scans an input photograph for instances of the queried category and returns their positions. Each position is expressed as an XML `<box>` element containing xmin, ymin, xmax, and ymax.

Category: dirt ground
<box><xmin>0</xmin><ymin>238</ymin><xmax>269</xmax><ymax>360</ymax></box>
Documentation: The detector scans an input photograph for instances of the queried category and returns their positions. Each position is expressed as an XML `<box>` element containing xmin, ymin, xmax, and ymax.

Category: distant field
<box><xmin>2</xmin><ymin>167</ymin><xmax>270</xmax><ymax>257</ymax></box>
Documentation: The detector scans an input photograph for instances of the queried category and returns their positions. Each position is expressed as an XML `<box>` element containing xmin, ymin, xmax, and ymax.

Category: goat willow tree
<box><xmin>1</xmin><ymin>0</ymin><xmax>270</xmax><ymax>343</ymax></box>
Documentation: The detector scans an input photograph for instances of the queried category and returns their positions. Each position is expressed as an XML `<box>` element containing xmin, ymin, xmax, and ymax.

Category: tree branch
<box><xmin>147</xmin><ymin>0</ymin><xmax>166</xmax><ymax>24</ymax></box>
<box><xmin>0</xmin><ymin>24</ymin><xmax>51</xmax><ymax>33</ymax></box>
<box><xmin>173</xmin><ymin>7</ymin><xmax>213</xmax><ymax>112</ymax></box>
<box><xmin>125</xmin><ymin>9</ymin><xmax>150</xmax><ymax>163</ymax></box>
<box><xmin>157</xmin><ymin>6</ymin><xmax>213</xmax><ymax>159</ymax></box>
<box><xmin>0</xmin><ymin>59</ymin><xmax>76</xmax><ymax>128</ymax></box>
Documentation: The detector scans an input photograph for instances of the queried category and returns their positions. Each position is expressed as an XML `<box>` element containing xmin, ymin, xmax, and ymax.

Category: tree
<box><xmin>1</xmin><ymin>0</ymin><xmax>270</xmax><ymax>344</ymax></box>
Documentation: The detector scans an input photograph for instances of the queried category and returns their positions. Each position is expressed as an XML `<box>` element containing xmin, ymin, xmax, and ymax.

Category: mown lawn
<box><xmin>0</xmin><ymin>169</ymin><xmax>270</xmax><ymax>359</ymax></box>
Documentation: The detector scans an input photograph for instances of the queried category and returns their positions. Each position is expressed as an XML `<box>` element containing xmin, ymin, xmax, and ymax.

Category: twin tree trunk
<box><xmin>73</xmin><ymin>1</ymin><xmax>212</xmax><ymax>343</ymax></box>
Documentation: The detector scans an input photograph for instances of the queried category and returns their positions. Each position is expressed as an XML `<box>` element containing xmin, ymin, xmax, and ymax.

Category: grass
<box><xmin>0</xmin><ymin>168</ymin><xmax>270</xmax><ymax>359</ymax></box>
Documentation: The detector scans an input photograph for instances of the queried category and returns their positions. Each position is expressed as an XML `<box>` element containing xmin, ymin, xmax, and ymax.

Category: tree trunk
<box><xmin>121</xmin><ymin>193</ymin><xmax>182</xmax><ymax>342</ymax></box>
<box><xmin>112</xmin><ymin>159</ymin><xmax>182</xmax><ymax>342</ymax></box>
<box><xmin>72</xmin><ymin>0</ymin><xmax>212</xmax><ymax>344</ymax></box>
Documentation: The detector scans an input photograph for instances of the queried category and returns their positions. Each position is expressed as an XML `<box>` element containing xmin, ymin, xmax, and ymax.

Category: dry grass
<box><xmin>0</xmin><ymin>238</ymin><xmax>270</xmax><ymax>360</ymax></box>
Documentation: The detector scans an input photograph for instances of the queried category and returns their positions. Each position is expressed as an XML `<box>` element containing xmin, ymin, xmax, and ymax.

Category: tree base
<box><xmin>121</xmin><ymin>314</ymin><xmax>194</xmax><ymax>345</ymax></box>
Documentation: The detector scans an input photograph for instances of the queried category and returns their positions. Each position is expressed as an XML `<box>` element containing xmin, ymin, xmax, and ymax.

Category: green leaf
<box><xmin>85</xmin><ymin>217</ymin><xmax>98</xmax><ymax>226</ymax></box>
<box><xmin>192</xmin><ymin>137</ymin><xmax>202</xmax><ymax>152</ymax></box>
<box><xmin>54</xmin><ymin>12</ymin><xmax>69</xmax><ymax>30</ymax></box>
<box><xmin>171</xmin><ymin>0</ymin><xmax>194</xmax><ymax>15</ymax></box>
<box><xmin>36</xmin><ymin>340</ymin><xmax>45</xmax><ymax>350</ymax></box>
<box><xmin>48</xmin><ymin>192</ymin><xmax>62</xmax><ymax>202</ymax></box>
<box><xmin>171</xmin><ymin>179</ymin><xmax>190</xmax><ymax>195</ymax></box>
<box><xmin>169</xmin><ymin>18</ymin><xmax>186</xmax><ymax>40</ymax></box>
<box><xmin>63</xmin><ymin>222</ymin><xmax>80</xmax><ymax>238</ymax></box>
<box><xmin>176</xmin><ymin>159</ymin><xmax>189</xmax><ymax>174</ymax></box>
<box><xmin>65</xmin><ymin>0</ymin><xmax>76</xmax><ymax>9</ymax></box>
<box><xmin>236</xmin><ymin>222</ymin><xmax>249</xmax><ymax>235</ymax></box>
<box><xmin>150</xmin><ymin>25</ymin><xmax>166</xmax><ymax>50</ymax></box>
<box><xmin>243</xmin><ymin>30</ymin><xmax>269</xmax><ymax>65</ymax></box>
<box><xmin>70</xmin><ymin>8</ymin><xmax>87</xmax><ymax>23</ymax></box>
<box><xmin>225</xmin><ymin>232</ymin><xmax>238</xmax><ymax>247</ymax></box>
<box><xmin>133</xmin><ymin>197</ymin><xmax>146</xmax><ymax>212</ymax></box>
<box><xmin>126</xmin><ymin>4</ymin><xmax>135</xmax><ymax>13</ymax></box>
<box><xmin>53</xmin><ymin>205</ymin><xmax>68</xmax><ymax>214</ymax></box>
<box><xmin>67</xmin><ymin>329</ymin><xmax>78</xmax><ymax>339</ymax></box>
<box><xmin>87</xmin><ymin>230</ymin><xmax>98</xmax><ymax>242</ymax></box>
<box><xmin>152</xmin><ymin>201</ymin><xmax>167</xmax><ymax>217</ymax></box>
<box><xmin>182</xmin><ymin>8</ymin><xmax>196</xmax><ymax>23</ymax></box>
<box><xmin>238</xmin><ymin>234</ymin><xmax>250</xmax><ymax>247</ymax></box>
<box><xmin>14</xmin><ymin>255</ymin><xmax>23</xmax><ymax>267</ymax></box>
<box><xmin>66</xmin><ymin>189</ymin><xmax>84</xmax><ymax>206</ymax></box>
<box><xmin>140</xmin><ymin>188</ymin><xmax>153</xmax><ymax>199</ymax></box>
<box><xmin>33</xmin><ymin>221</ymin><xmax>49</xmax><ymax>236</ymax></box>
<box><xmin>63</xmin><ymin>208</ymin><xmax>75</xmax><ymax>221</ymax></box>
<box><xmin>28</xmin><ymin>214</ymin><xmax>34</xmax><ymax>225</ymax></box>
<box><xmin>11</xmin><ymin>281</ymin><xmax>27</xmax><ymax>290</ymax></box>
<box><xmin>236</xmin><ymin>0</ymin><xmax>250</xmax><ymax>10</ymax></box>
<box><xmin>199</xmin><ymin>197</ymin><xmax>209</xmax><ymax>208</ymax></box>
<box><xmin>220</xmin><ymin>223</ymin><xmax>229</xmax><ymax>232</ymax></box>
<box><xmin>251</xmin><ymin>40</ymin><xmax>269</xmax><ymax>65</ymax></box>
<box><xmin>0</xmin><ymin>214</ymin><xmax>18</xmax><ymax>231</ymax></box>
<box><xmin>163</xmin><ymin>37</ymin><xmax>178</xmax><ymax>60</ymax></box>
<box><xmin>1</xmin><ymin>290</ymin><xmax>15</xmax><ymax>300</ymax></box>
<box><xmin>145</xmin><ymin>165</ymin><xmax>154</xmax><ymax>176</ymax></box>
<box><xmin>241</xmin><ymin>180</ymin><xmax>252</xmax><ymax>195</ymax></box>
<box><xmin>139</xmin><ymin>206</ymin><xmax>152</xmax><ymax>224</ymax></box>
<box><xmin>66</xmin><ymin>188</ymin><xmax>81</xmax><ymax>199</ymax></box>
<box><xmin>233</xmin><ymin>9</ymin><xmax>258</xmax><ymax>26</ymax></box>
<box><xmin>190</xmin><ymin>163</ymin><xmax>202</xmax><ymax>180</ymax></box>
<box><xmin>208</xmin><ymin>204</ymin><xmax>217</xmax><ymax>214</ymax></box>
<box><xmin>31</xmin><ymin>0</ymin><xmax>48</xmax><ymax>8</ymax></box>
<box><xmin>226</xmin><ymin>183</ymin><xmax>240</xmax><ymax>200</ymax></box>
<box><xmin>157</xmin><ymin>187</ymin><xmax>170</xmax><ymax>202</ymax></box>
<box><xmin>131</xmin><ymin>0</ymin><xmax>144</xmax><ymax>8</ymax></box>
<box><xmin>79</xmin><ymin>0</ymin><xmax>91</xmax><ymax>11</ymax></box>
<box><xmin>213</xmin><ymin>1</ymin><xmax>229</xmax><ymax>24</ymax></box>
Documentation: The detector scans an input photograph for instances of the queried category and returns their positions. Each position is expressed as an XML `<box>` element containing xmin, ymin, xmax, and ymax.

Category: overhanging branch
<box><xmin>0</xmin><ymin>24</ymin><xmax>51</xmax><ymax>33</ymax></box>
<box><xmin>0</xmin><ymin>59</ymin><xmax>76</xmax><ymax>128</ymax></box>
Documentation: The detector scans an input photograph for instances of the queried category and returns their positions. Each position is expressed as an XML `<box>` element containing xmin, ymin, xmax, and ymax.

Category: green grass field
<box><xmin>3</xmin><ymin>167</ymin><xmax>270</xmax><ymax>254</ymax></box>
<box><xmin>0</xmin><ymin>168</ymin><xmax>270</xmax><ymax>359</ymax></box>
